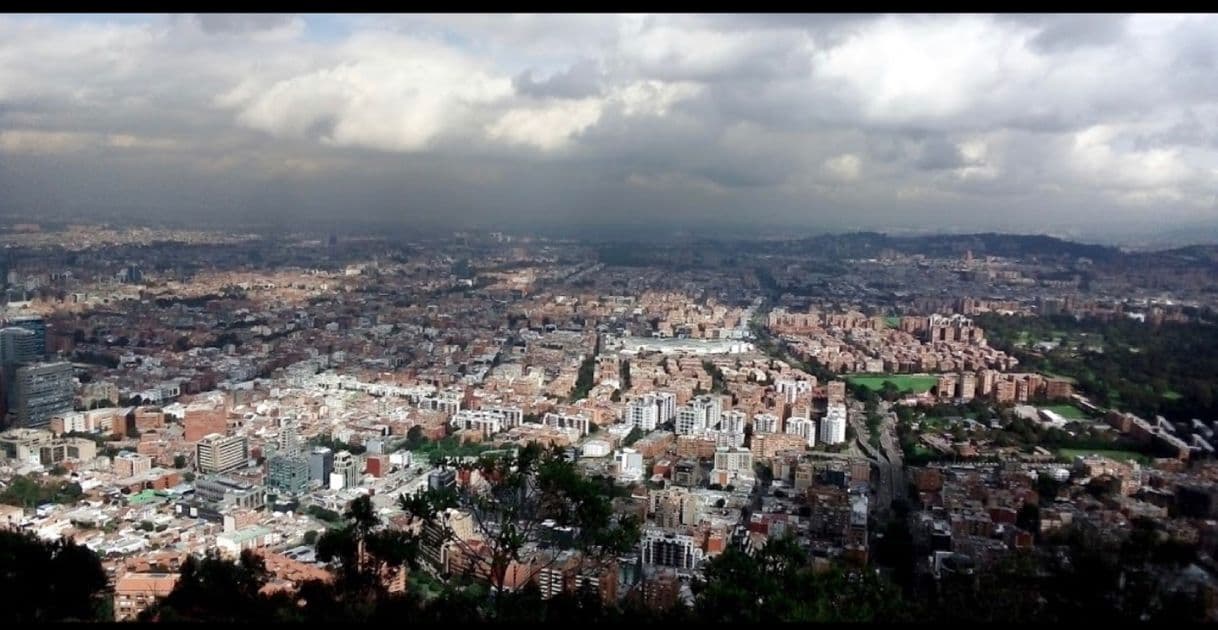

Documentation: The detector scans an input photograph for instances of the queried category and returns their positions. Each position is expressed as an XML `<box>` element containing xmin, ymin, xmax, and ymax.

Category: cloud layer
<box><xmin>2</xmin><ymin>13</ymin><xmax>1217</xmax><ymax>238</ymax></box>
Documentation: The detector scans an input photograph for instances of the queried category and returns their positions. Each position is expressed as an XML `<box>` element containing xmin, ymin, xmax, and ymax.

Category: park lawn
<box><xmin>847</xmin><ymin>374</ymin><xmax>939</xmax><ymax>394</ymax></box>
<box><xmin>1057</xmin><ymin>448</ymin><xmax>1150</xmax><ymax>465</ymax></box>
<box><xmin>1043</xmin><ymin>404</ymin><xmax>1089</xmax><ymax>420</ymax></box>
<box><xmin>884</xmin><ymin>316</ymin><xmax>900</xmax><ymax>329</ymax></box>
<box><xmin>1163</xmin><ymin>390</ymin><xmax>1183</xmax><ymax>401</ymax></box>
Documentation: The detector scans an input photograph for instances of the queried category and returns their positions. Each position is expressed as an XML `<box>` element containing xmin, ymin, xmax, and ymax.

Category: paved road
<box><xmin>850</xmin><ymin>404</ymin><xmax>906</xmax><ymax>524</ymax></box>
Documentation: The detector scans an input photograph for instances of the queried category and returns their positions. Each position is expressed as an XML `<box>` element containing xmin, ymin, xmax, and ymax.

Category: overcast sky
<box><xmin>2</xmin><ymin>13</ymin><xmax>1217</xmax><ymax>239</ymax></box>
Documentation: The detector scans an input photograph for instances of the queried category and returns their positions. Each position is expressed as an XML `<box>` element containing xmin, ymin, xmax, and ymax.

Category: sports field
<box><xmin>846</xmin><ymin>374</ymin><xmax>939</xmax><ymax>394</ymax></box>
<box><xmin>1042</xmin><ymin>404</ymin><xmax>1089</xmax><ymax>419</ymax></box>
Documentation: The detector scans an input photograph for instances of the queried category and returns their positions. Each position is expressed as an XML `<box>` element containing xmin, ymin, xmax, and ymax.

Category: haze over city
<box><xmin>3</xmin><ymin>13</ymin><xmax>1218</xmax><ymax>243</ymax></box>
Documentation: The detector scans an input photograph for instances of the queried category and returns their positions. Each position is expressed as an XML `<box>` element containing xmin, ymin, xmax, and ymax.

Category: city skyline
<box><xmin>2</xmin><ymin>14</ymin><xmax>1218</xmax><ymax>240</ymax></box>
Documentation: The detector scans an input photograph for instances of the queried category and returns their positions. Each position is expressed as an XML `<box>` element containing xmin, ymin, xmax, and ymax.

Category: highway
<box><xmin>849</xmin><ymin>402</ymin><xmax>905</xmax><ymax>524</ymax></box>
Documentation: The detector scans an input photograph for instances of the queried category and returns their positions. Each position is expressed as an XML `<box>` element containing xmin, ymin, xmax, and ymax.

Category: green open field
<box><xmin>1163</xmin><ymin>390</ymin><xmax>1183</xmax><ymax>401</ymax></box>
<box><xmin>1057</xmin><ymin>448</ymin><xmax>1150</xmax><ymax>465</ymax></box>
<box><xmin>1042</xmin><ymin>404</ymin><xmax>1089</xmax><ymax>420</ymax></box>
<box><xmin>846</xmin><ymin>374</ymin><xmax>939</xmax><ymax>394</ymax></box>
<box><xmin>884</xmin><ymin>316</ymin><xmax>900</xmax><ymax>329</ymax></box>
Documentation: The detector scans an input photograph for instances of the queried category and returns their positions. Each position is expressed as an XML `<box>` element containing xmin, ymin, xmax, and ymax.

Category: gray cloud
<box><xmin>513</xmin><ymin>59</ymin><xmax>603</xmax><ymax>99</ymax></box>
<box><xmin>1</xmin><ymin>13</ymin><xmax>1217</xmax><ymax>240</ymax></box>
<box><xmin>191</xmin><ymin>14</ymin><xmax>296</xmax><ymax>35</ymax></box>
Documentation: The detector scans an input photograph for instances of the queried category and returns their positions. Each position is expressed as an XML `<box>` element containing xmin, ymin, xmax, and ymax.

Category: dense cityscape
<box><xmin>5</xmin><ymin>11</ymin><xmax>1218</xmax><ymax>625</ymax></box>
<box><xmin>2</xmin><ymin>219</ymin><xmax>1218</xmax><ymax>622</ymax></box>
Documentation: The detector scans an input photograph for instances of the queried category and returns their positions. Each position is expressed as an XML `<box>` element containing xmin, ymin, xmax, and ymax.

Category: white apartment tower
<box><xmin>785</xmin><ymin>416</ymin><xmax>817</xmax><ymax>448</ymax></box>
<box><xmin>819</xmin><ymin>403</ymin><xmax>847</xmax><ymax>445</ymax></box>
<box><xmin>752</xmin><ymin>413</ymin><xmax>781</xmax><ymax>434</ymax></box>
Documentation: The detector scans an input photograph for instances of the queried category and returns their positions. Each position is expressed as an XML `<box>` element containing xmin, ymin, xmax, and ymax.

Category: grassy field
<box><xmin>1057</xmin><ymin>448</ymin><xmax>1150</xmax><ymax>465</ymax></box>
<box><xmin>846</xmin><ymin>374</ymin><xmax>939</xmax><ymax>394</ymax></box>
<box><xmin>1042</xmin><ymin>404</ymin><xmax>1089</xmax><ymax>420</ymax></box>
<box><xmin>1163</xmin><ymin>390</ymin><xmax>1183</xmax><ymax>401</ymax></box>
<box><xmin>884</xmin><ymin>316</ymin><xmax>900</xmax><ymax>329</ymax></box>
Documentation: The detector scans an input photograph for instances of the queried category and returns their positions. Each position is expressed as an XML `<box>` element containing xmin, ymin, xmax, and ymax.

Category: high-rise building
<box><xmin>10</xmin><ymin>361</ymin><xmax>74</xmax><ymax>428</ymax></box>
<box><xmin>640</xmin><ymin>529</ymin><xmax>704</xmax><ymax>570</ymax></box>
<box><xmin>330</xmin><ymin>450</ymin><xmax>360</xmax><ymax>490</ymax></box>
<box><xmin>196</xmin><ymin>433</ymin><xmax>249</xmax><ymax>474</ymax></box>
<box><xmin>308</xmin><ymin>446</ymin><xmax>333</xmax><ymax>483</ymax></box>
<box><xmin>713</xmin><ymin>446</ymin><xmax>753</xmax><ymax>476</ymax></box>
<box><xmin>627</xmin><ymin>396</ymin><xmax>659</xmax><ymax>431</ymax></box>
<box><xmin>785</xmin><ymin>416</ymin><xmax>817</xmax><ymax>447</ymax></box>
<box><xmin>626</xmin><ymin>392</ymin><xmax>676</xmax><ymax>431</ymax></box>
<box><xmin>267</xmin><ymin>454</ymin><xmax>309</xmax><ymax>494</ymax></box>
<box><xmin>752</xmin><ymin>413</ymin><xmax>781</xmax><ymax>434</ymax></box>
<box><xmin>0</xmin><ymin>327</ymin><xmax>38</xmax><ymax>366</ymax></box>
<box><xmin>277</xmin><ymin>418</ymin><xmax>302</xmax><ymax>458</ymax></box>
<box><xmin>267</xmin><ymin>418</ymin><xmax>308</xmax><ymax>494</ymax></box>
<box><xmin>9</xmin><ymin>316</ymin><xmax>46</xmax><ymax>358</ymax></box>
<box><xmin>819</xmin><ymin>404</ymin><xmax>847</xmax><ymax>445</ymax></box>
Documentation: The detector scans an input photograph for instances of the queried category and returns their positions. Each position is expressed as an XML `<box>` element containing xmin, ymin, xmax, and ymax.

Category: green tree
<box><xmin>0</xmin><ymin>530</ymin><xmax>109</xmax><ymax>622</ymax></box>
<box><xmin>141</xmin><ymin>550</ymin><xmax>291</xmax><ymax>622</ymax></box>
<box><xmin>694</xmin><ymin>536</ymin><xmax>911</xmax><ymax>623</ymax></box>
<box><xmin>396</xmin><ymin>443</ymin><xmax>638</xmax><ymax>608</ymax></box>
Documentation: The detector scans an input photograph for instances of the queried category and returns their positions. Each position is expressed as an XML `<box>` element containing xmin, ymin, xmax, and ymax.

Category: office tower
<box><xmin>819</xmin><ymin>404</ymin><xmax>847</xmax><ymax>445</ymax></box>
<box><xmin>267</xmin><ymin>454</ymin><xmax>310</xmax><ymax>494</ymax></box>
<box><xmin>10</xmin><ymin>362</ymin><xmax>74</xmax><ymax>428</ymax></box>
<box><xmin>0</xmin><ymin>327</ymin><xmax>38</xmax><ymax>366</ymax></box>
<box><xmin>9</xmin><ymin>316</ymin><xmax>46</xmax><ymax>357</ymax></box>
<box><xmin>267</xmin><ymin>418</ymin><xmax>308</xmax><ymax>493</ymax></box>
<box><xmin>309</xmin><ymin>446</ymin><xmax>333</xmax><ymax>483</ymax></box>
<box><xmin>195</xmin><ymin>433</ymin><xmax>249</xmax><ymax>474</ymax></box>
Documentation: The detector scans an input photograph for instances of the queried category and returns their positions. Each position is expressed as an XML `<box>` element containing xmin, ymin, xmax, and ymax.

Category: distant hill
<box><xmin>772</xmin><ymin>231</ymin><xmax>1125</xmax><ymax>264</ymax></box>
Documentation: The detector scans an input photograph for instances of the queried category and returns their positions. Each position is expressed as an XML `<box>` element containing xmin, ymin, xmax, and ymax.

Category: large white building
<box><xmin>626</xmin><ymin>392</ymin><xmax>676</xmax><ymax>431</ymax></box>
<box><xmin>676</xmin><ymin>395</ymin><xmax>723</xmax><ymax>435</ymax></box>
<box><xmin>195</xmin><ymin>433</ymin><xmax>248</xmax><ymax>474</ymax></box>
<box><xmin>775</xmin><ymin>379</ymin><xmax>814</xmax><ymax>403</ymax></box>
<box><xmin>450</xmin><ymin>409</ymin><xmax>505</xmax><ymax>437</ymax></box>
<box><xmin>615</xmin><ymin>448</ymin><xmax>644</xmax><ymax>482</ymax></box>
<box><xmin>785</xmin><ymin>416</ymin><xmax>817</xmax><ymax>447</ymax></box>
<box><xmin>482</xmin><ymin>405</ymin><xmax>524</xmax><ymax>428</ymax></box>
<box><xmin>640</xmin><ymin>528</ymin><xmax>705</xmax><ymax>571</ymax></box>
<box><xmin>819</xmin><ymin>404</ymin><xmax>847</xmax><ymax>445</ymax></box>
<box><xmin>713</xmin><ymin>446</ymin><xmax>753</xmax><ymax>477</ymax></box>
<box><xmin>752</xmin><ymin>413</ymin><xmax>781</xmax><ymax>434</ymax></box>
<box><xmin>542</xmin><ymin>412</ymin><xmax>592</xmax><ymax>437</ymax></box>
<box><xmin>720</xmin><ymin>410</ymin><xmax>747</xmax><ymax>435</ymax></box>
<box><xmin>330</xmin><ymin>450</ymin><xmax>361</xmax><ymax>490</ymax></box>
